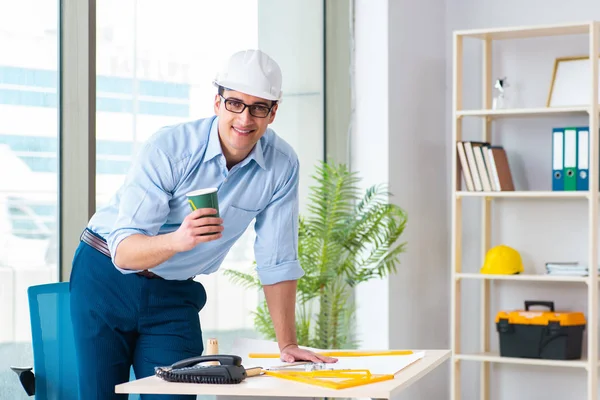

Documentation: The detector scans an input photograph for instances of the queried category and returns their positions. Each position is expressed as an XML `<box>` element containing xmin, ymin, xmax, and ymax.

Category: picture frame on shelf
<box><xmin>547</xmin><ymin>55</ymin><xmax>600</xmax><ymax>107</ymax></box>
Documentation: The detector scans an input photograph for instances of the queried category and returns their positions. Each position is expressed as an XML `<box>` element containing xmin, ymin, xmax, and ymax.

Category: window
<box><xmin>96</xmin><ymin>0</ymin><xmax>324</xmax><ymax>353</ymax></box>
<box><xmin>0</xmin><ymin>0</ymin><xmax>59</xmax><ymax>397</ymax></box>
<box><xmin>0</xmin><ymin>0</ymin><xmax>325</xmax><ymax>396</ymax></box>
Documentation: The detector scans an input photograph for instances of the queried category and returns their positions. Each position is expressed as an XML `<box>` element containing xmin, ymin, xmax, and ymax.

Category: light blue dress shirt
<box><xmin>87</xmin><ymin>115</ymin><xmax>304</xmax><ymax>284</ymax></box>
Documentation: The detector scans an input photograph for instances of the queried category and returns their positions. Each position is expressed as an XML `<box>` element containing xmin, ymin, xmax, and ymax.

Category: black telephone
<box><xmin>155</xmin><ymin>354</ymin><xmax>247</xmax><ymax>384</ymax></box>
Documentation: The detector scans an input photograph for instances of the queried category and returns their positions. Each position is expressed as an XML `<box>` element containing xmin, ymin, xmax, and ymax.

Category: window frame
<box><xmin>57</xmin><ymin>0</ymin><xmax>351</xmax><ymax>284</ymax></box>
<box><xmin>59</xmin><ymin>0</ymin><xmax>96</xmax><ymax>281</ymax></box>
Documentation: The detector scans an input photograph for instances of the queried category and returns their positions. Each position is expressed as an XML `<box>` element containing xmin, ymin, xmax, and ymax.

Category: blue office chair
<box><xmin>11</xmin><ymin>282</ymin><xmax>139</xmax><ymax>399</ymax></box>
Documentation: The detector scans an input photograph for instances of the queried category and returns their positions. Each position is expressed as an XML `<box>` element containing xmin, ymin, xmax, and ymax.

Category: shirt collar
<box><xmin>204</xmin><ymin>116</ymin><xmax>267</xmax><ymax>170</ymax></box>
<box><xmin>245</xmin><ymin>136</ymin><xmax>266</xmax><ymax>170</ymax></box>
<box><xmin>203</xmin><ymin>117</ymin><xmax>223</xmax><ymax>163</ymax></box>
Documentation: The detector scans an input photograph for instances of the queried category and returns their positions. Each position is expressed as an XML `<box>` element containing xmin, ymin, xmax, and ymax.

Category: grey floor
<box><xmin>0</xmin><ymin>342</ymin><xmax>32</xmax><ymax>400</ymax></box>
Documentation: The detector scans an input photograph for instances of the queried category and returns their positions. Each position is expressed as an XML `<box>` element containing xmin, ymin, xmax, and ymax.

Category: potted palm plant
<box><xmin>224</xmin><ymin>161</ymin><xmax>407</xmax><ymax>349</ymax></box>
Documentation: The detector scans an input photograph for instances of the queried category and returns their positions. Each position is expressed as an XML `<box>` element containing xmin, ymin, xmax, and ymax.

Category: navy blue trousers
<box><xmin>70</xmin><ymin>239</ymin><xmax>207</xmax><ymax>400</ymax></box>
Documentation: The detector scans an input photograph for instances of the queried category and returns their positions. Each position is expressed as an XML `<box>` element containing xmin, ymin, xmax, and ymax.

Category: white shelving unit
<box><xmin>456</xmin><ymin>191</ymin><xmax>590</xmax><ymax>199</ymax></box>
<box><xmin>456</xmin><ymin>272</ymin><xmax>593</xmax><ymax>283</ymax></box>
<box><xmin>451</xmin><ymin>21</ymin><xmax>600</xmax><ymax>400</ymax></box>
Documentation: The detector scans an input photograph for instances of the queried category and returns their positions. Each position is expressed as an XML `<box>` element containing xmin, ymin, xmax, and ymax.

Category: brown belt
<box><xmin>80</xmin><ymin>228</ymin><xmax>165</xmax><ymax>280</ymax></box>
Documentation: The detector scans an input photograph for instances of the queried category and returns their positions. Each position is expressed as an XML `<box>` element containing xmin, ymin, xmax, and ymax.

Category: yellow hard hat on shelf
<box><xmin>480</xmin><ymin>245</ymin><xmax>524</xmax><ymax>275</ymax></box>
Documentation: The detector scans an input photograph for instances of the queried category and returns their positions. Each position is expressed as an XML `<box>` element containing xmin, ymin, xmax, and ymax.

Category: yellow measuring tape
<box><xmin>249</xmin><ymin>350</ymin><xmax>411</xmax><ymax>389</ymax></box>
<box><xmin>249</xmin><ymin>350</ymin><xmax>413</xmax><ymax>358</ymax></box>
<box><xmin>262</xmin><ymin>369</ymin><xmax>394</xmax><ymax>390</ymax></box>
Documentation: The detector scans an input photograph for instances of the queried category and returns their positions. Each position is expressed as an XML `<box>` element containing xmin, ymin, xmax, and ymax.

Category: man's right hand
<box><xmin>170</xmin><ymin>208</ymin><xmax>224</xmax><ymax>252</ymax></box>
<box><xmin>114</xmin><ymin>208</ymin><xmax>224</xmax><ymax>270</ymax></box>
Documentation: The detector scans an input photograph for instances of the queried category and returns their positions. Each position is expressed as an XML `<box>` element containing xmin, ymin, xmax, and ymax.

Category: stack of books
<box><xmin>545</xmin><ymin>262</ymin><xmax>600</xmax><ymax>276</ymax></box>
<box><xmin>456</xmin><ymin>141</ymin><xmax>514</xmax><ymax>192</ymax></box>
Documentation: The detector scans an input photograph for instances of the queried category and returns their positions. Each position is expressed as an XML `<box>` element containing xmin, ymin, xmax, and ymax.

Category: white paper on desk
<box><xmin>328</xmin><ymin>352</ymin><xmax>425</xmax><ymax>375</ymax></box>
<box><xmin>231</xmin><ymin>338</ymin><xmax>425</xmax><ymax>374</ymax></box>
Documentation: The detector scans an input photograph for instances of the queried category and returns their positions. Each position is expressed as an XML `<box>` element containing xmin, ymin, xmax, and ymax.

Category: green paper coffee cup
<box><xmin>186</xmin><ymin>188</ymin><xmax>220</xmax><ymax>217</ymax></box>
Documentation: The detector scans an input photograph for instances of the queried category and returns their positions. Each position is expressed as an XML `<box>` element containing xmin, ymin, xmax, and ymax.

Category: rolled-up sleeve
<box><xmin>253</xmin><ymin>159</ymin><xmax>304</xmax><ymax>285</ymax></box>
<box><xmin>106</xmin><ymin>141</ymin><xmax>176</xmax><ymax>270</ymax></box>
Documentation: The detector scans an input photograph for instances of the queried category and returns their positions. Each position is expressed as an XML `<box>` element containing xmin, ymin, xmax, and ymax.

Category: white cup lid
<box><xmin>186</xmin><ymin>188</ymin><xmax>218</xmax><ymax>196</ymax></box>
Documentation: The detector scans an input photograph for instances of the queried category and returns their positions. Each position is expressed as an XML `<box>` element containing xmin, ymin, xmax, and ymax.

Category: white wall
<box><xmin>353</xmin><ymin>0</ymin><xmax>390</xmax><ymax>350</ymax></box>
<box><xmin>446</xmin><ymin>1</ymin><xmax>600</xmax><ymax>400</ymax></box>
<box><xmin>353</xmin><ymin>0</ymin><xmax>449</xmax><ymax>398</ymax></box>
<box><xmin>387</xmin><ymin>0</ymin><xmax>449</xmax><ymax>398</ymax></box>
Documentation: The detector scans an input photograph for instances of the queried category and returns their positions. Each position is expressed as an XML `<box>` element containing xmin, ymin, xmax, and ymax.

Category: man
<box><xmin>69</xmin><ymin>49</ymin><xmax>336</xmax><ymax>400</ymax></box>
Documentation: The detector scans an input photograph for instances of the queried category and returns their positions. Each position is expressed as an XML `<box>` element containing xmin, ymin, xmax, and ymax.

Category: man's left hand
<box><xmin>280</xmin><ymin>344</ymin><xmax>338</xmax><ymax>364</ymax></box>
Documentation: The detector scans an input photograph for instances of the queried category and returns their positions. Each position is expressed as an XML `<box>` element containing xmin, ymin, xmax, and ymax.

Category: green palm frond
<box><xmin>314</xmin><ymin>278</ymin><xmax>356</xmax><ymax>349</ymax></box>
<box><xmin>226</xmin><ymin>160</ymin><xmax>407</xmax><ymax>349</ymax></box>
<box><xmin>222</xmin><ymin>269</ymin><xmax>262</xmax><ymax>290</ymax></box>
<box><xmin>296</xmin><ymin>301</ymin><xmax>313</xmax><ymax>347</ymax></box>
<box><xmin>252</xmin><ymin>301</ymin><xmax>276</xmax><ymax>341</ymax></box>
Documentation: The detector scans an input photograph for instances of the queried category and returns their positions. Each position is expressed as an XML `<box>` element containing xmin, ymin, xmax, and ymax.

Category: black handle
<box><xmin>171</xmin><ymin>354</ymin><xmax>242</xmax><ymax>370</ymax></box>
<box><xmin>524</xmin><ymin>301</ymin><xmax>554</xmax><ymax>312</ymax></box>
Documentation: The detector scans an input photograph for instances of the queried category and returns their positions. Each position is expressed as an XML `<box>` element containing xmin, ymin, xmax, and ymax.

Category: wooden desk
<box><xmin>115</xmin><ymin>349</ymin><xmax>450</xmax><ymax>399</ymax></box>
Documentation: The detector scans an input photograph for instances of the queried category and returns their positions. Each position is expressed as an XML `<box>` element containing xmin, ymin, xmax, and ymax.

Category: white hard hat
<box><xmin>213</xmin><ymin>49</ymin><xmax>283</xmax><ymax>102</ymax></box>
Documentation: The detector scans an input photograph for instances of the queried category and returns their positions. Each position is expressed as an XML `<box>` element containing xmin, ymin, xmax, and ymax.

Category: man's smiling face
<box><xmin>213</xmin><ymin>89</ymin><xmax>278</xmax><ymax>166</ymax></box>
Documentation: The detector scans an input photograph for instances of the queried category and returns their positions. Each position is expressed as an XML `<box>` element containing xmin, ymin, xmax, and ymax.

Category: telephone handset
<box><xmin>155</xmin><ymin>354</ymin><xmax>247</xmax><ymax>384</ymax></box>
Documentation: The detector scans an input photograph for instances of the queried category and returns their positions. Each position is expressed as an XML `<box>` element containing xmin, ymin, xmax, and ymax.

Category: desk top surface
<box><xmin>115</xmin><ymin>349</ymin><xmax>450</xmax><ymax>399</ymax></box>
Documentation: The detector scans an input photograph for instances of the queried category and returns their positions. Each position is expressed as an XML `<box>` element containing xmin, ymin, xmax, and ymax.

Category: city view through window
<box><xmin>0</xmin><ymin>0</ymin><xmax>324</xmax><ymax>397</ymax></box>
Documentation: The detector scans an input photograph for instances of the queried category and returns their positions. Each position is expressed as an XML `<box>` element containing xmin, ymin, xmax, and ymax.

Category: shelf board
<box><xmin>456</xmin><ymin>106</ymin><xmax>591</xmax><ymax>118</ymax></box>
<box><xmin>456</xmin><ymin>272</ymin><xmax>590</xmax><ymax>283</ymax></box>
<box><xmin>454</xmin><ymin>352</ymin><xmax>588</xmax><ymax>368</ymax></box>
<box><xmin>455</xmin><ymin>21</ymin><xmax>592</xmax><ymax>40</ymax></box>
<box><xmin>456</xmin><ymin>191</ymin><xmax>589</xmax><ymax>199</ymax></box>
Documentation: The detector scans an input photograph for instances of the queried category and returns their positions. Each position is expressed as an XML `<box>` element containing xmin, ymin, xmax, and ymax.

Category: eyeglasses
<box><xmin>220</xmin><ymin>95</ymin><xmax>274</xmax><ymax>118</ymax></box>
